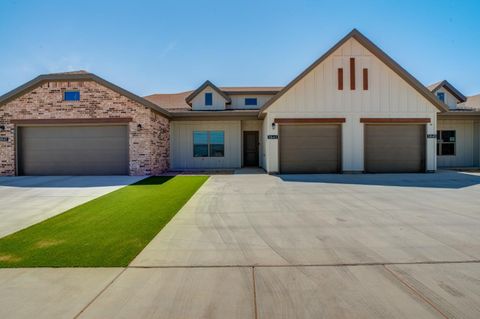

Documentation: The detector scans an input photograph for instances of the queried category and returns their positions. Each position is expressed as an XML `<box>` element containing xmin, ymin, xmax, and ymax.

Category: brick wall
<box><xmin>0</xmin><ymin>80</ymin><xmax>169</xmax><ymax>176</ymax></box>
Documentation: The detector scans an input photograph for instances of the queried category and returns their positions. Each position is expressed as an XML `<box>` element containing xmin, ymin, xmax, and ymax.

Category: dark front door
<box><xmin>243</xmin><ymin>131</ymin><xmax>259</xmax><ymax>167</ymax></box>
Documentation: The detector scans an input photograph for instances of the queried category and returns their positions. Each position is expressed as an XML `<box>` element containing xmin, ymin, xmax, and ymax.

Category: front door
<box><xmin>243</xmin><ymin>131</ymin><xmax>259</xmax><ymax>167</ymax></box>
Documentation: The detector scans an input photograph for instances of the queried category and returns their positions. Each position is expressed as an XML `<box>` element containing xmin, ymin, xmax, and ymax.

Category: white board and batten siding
<box><xmin>228</xmin><ymin>95</ymin><xmax>275</xmax><ymax>110</ymax></box>
<box><xmin>170</xmin><ymin>121</ymin><xmax>241</xmax><ymax>169</ymax></box>
<box><xmin>191</xmin><ymin>87</ymin><xmax>227</xmax><ymax>110</ymax></box>
<box><xmin>435</xmin><ymin>87</ymin><xmax>460</xmax><ymax>110</ymax></box>
<box><xmin>437</xmin><ymin>119</ymin><xmax>478</xmax><ymax>167</ymax></box>
<box><xmin>263</xmin><ymin>37</ymin><xmax>439</xmax><ymax>173</ymax></box>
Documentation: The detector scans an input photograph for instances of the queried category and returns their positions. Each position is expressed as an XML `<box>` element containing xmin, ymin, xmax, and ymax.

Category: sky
<box><xmin>0</xmin><ymin>0</ymin><xmax>479</xmax><ymax>97</ymax></box>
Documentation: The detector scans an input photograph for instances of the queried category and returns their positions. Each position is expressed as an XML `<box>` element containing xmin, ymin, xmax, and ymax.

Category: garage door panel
<box><xmin>365</xmin><ymin>124</ymin><xmax>425</xmax><ymax>173</ymax></box>
<box><xmin>280</xmin><ymin>124</ymin><xmax>340</xmax><ymax>173</ymax></box>
<box><xmin>281</xmin><ymin>149</ymin><xmax>338</xmax><ymax>162</ymax></box>
<box><xmin>284</xmin><ymin>136</ymin><xmax>338</xmax><ymax>147</ymax></box>
<box><xmin>18</xmin><ymin>126</ymin><xmax>128</xmax><ymax>175</ymax></box>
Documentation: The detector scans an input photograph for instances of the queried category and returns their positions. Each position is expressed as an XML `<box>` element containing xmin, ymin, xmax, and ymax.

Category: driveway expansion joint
<box><xmin>252</xmin><ymin>266</ymin><xmax>258</xmax><ymax>319</ymax></box>
<box><xmin>73</xmin><ymin>267</ymin><xmax>127</xmax><ymax>319</ymax></box>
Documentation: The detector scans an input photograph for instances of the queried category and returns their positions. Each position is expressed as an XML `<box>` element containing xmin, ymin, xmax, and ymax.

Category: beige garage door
<box><xmin>279</xmin><ymin>124</ymin><xmax>341</xmax><ymax>173</ymax></box>
<box><xmin>365</xmin><ymin>124</ymin><xmax>425</xmax><ymax>173</ymax></box>
<box><xmin>18</xmin><ymin>125</ymin><xmax>129</xmax><ymax>175</ymax></box>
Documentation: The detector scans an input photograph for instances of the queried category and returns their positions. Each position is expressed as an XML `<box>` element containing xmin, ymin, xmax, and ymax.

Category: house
<box><xmin>0</xmin><ymin>29</ymin><xmax>478</xmax><ymax>176</ymax></box>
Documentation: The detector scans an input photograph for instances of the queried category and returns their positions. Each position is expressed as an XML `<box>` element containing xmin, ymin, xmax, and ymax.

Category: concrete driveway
<box><xmin>0</xmin><ymin>175</ymin><xmax>145</xmax><ymax>237</ymax></box>
<box><xmin>133</xmin><ymin>171</ymin><xmax>480</xmax><ymax>266</ymax></box>
<box><xmin>2</xmin><ymin>171</ymin><xmax>480</xmax><ymax>318</ymax></box>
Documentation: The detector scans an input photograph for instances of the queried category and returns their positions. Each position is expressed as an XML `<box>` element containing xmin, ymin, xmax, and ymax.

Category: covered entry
<box><xmin>17</xmin><ymin>125</ymin><xmax>129</xmax><ymax>175</ymax></box>
<box><xmin>363</xmin><ymin>121</ymin><xmax>426</xmax><ymax>173</ymax></box>
<box><xmin>278</xmin><ymin>119</ymin><xmax>343</xmax><ymax>173</ymax></box>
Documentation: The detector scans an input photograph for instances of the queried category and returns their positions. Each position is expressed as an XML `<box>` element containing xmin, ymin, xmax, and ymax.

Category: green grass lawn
<box><xmin>0</xmin><ymin>176</ymin><xmax>208</xmax><ymax>267</ymax></box>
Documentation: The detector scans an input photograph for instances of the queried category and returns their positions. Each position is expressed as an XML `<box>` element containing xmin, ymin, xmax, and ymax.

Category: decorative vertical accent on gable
<box><xmin>337</xmin><ymin>68</ymin><xmax>343</xmax><ymax>90</ymax></box>
<box><xmin>363</xmin><ymin>68</ymin><xmax>368</xmax><ymax>90</ymax></box>
<box><xmin>350</xmin><ymin>58</ymin><xmax>356</xmax><ymax>90</ymax></box>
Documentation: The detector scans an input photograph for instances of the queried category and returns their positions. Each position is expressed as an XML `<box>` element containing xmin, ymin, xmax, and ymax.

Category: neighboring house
<box><xmin>0</xmin><ymin>29</ymin><xmax>478</xmax><ymax>176</ymax></box>
<box><xmin>429</xmin><ymin>81</ymin><xmax>480</xmax><ymax>168</ymax></box>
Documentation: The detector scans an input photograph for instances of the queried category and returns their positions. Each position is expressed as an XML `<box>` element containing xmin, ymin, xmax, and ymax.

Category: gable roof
<box><xmin>185</xmin><ymin>80</ymin><xmax>231</xmax><ymax>105</ymax></box>
<box><xmin>0</xmin><ymin>72</ymin><xmax>172</xmax><ymax>118</ymax></box>
<box><xmin>259</xmin><ymin>29</ymin><xmax>449</xmax><ymax>117</ymax></box>
<box><xmin>427</xmin><ymin>80</ymin><xmax>467</xmax><ymax>103</ymax></box>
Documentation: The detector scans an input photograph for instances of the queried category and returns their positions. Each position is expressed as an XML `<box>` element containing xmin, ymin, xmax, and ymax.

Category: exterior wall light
<box><xmin>271</xmin><ymin>122</ymin><xmax>276</xmax><ymax>130</ymax></box>
<box><xmin>137</xmin><ymin>124</ymin><xmax>142</xmax><ymax>130</ymax></box>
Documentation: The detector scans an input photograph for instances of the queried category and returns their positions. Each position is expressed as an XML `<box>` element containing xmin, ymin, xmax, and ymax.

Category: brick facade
<box><xmin>0</xmin><ymin>80</ymin><xmax>169</xmax><ymax>176</ymax></box>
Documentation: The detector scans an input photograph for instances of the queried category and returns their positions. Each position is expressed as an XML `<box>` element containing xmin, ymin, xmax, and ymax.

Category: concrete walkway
<box><xmin>1</xmin><ymin>171</ymin><xmax>480</xmax><ymax>318</ymax></box>
<box><xmin>0</xmin><ymin>176</ymin><xmax>145</xmax><ymax>237</ymax></box>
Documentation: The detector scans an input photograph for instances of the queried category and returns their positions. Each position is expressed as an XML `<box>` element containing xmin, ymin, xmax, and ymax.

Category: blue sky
<box><xmin>1</xmin><ymin>0</ymin><xmax>479</xmax><ymax>97</ymax></box>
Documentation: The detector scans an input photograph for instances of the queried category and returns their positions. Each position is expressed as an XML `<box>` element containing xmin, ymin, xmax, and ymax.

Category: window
<box><xmin>437</xmin><ymin>130</ymin><xmax>456</xmax><ymax>156</ymax></box>
<box><xmin>209</xmin><ymin>131</ymin><xmax>224</xmax><ymax>157</ymax></box>
<box><xmin>193</xmin><ymin>131</ymin><xmax>209</xmax><ymax>157</ymax></box>
<box><xmin>245</xmin><ymin>98</ymin><xmax>257</xmax><ymax>106</ymax></box>
<box><xmin>205</xmin><ymin>92</ymin><xmax>213</xmax><ymax>106</ymax></box>
<box><xmin>437</xmin><ymin>92</ymin><xmax>445</xmax><ymax>102</ymax></box>
<box><xmin>64</xmin><ymin>91</ymin><xmax>80</xmax><ymax>101</ymax></box>
<box><xmin>193</xmin><ymin>131</ymin><xmax>224</xmax><ymax>157</ymax></box>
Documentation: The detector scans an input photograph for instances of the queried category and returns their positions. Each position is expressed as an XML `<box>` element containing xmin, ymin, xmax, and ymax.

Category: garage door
<box><xmin>279</xmin><ymin>125</ymin><xmax>341</xmax><ymax>173</ymax></box>
<box><xmin>18</xmin><ymin>125</ymin><xmax>129</xmax><ymax>175</ymax></box>
<box><xmin>364</xmin><ymin>124</ymin><xmax>425</xmax><ymax>173</ymax></box>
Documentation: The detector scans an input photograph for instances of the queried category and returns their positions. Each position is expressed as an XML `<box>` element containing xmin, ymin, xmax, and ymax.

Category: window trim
<box><xmin>63</xmin><ymin>90</ymin><xmax>80</xmax><ymax>101</ymax></box>
<box><xmin>245</xmin><ymin>98</ymin><xmax>258</xmax><ymax>106</ymax></box>
<box><xmin>193</xmin><ymin>130</ymin><xmax>225</xmax><ymax>158</ymax></box>
<box><xmin>205</xmin><ymin>92</ymin><xmax>213</xmax><ymax>106</ymax></box>
<box><xmin>437</xmin><ymin>130</ymin><xmax>456</xmax><ymax>156</ymax></box>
